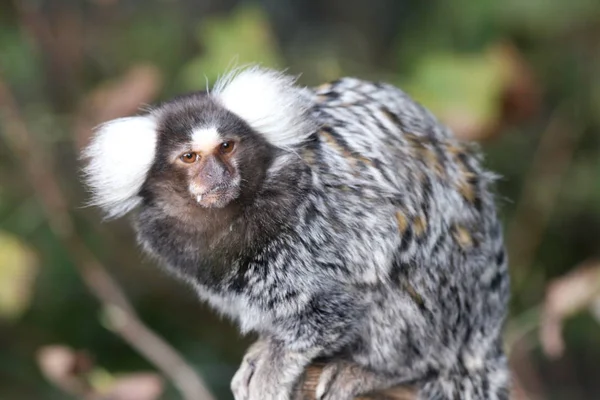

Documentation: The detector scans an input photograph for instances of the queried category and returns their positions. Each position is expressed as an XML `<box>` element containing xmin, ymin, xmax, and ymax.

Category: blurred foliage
<box><xmin>0</xmin><ymin>231</ymin><xmax>38</xmax><ymax>320</ymax></box>
<box><xmin>0</xmin><ymin>0</ymin><xmax>599</xmax><ymax>399</ymax></box>
<box><xmin>180</xmin><ymin>4</ymin><xmax>282</xmax><ymax>89</ymax></box>
<box><xmin>401</xmin><ymin>45</ymin><xmax>512</xmax><ymax>140</ymax></box>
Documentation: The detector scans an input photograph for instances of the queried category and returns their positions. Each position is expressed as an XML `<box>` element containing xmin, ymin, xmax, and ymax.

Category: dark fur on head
<box><xmin>135</xmin><ymin>92</ymin><xmax>313</xmax><ymax>287</ymax></box>
<box><xmin>143</xmin><ymin>93</ymin><xmax>274</xmax><ymax>214</ymax></box>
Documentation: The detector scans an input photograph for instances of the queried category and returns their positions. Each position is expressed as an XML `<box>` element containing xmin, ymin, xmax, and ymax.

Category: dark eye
<box><xmin>219</xmin><ymin>141</ymin><xmax>235</xmax><ymax>154</ymax></box>
<box><xmin>180</xmin><ymin>152</ymin><xmax>199</xmax><ymax>164</ymax></box>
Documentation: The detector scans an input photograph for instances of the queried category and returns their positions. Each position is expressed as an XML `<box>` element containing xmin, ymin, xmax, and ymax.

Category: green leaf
<box><xmin>0</xmin><ymin>230</ymin><xmax>38</xmax><ymax>320</ymax></box>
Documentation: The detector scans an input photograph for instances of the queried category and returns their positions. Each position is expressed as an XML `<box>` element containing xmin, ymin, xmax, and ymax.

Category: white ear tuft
<box><xmin>213</xmin><ymin>67</ymin><xmax>317</xmax><ymax>148</ymax></box>
<box><xmin>82</xmin><ymin>116</ymin><xmax>157</xmax><ymax>219</ymax></box>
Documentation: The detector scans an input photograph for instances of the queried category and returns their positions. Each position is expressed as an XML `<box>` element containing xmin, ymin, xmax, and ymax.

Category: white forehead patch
<box><xmin>212</xmin><ymin>66</ymin><xmax>317</xmax><ymax>148</ymax></box>
<box><xmin>191</xmin><ymin>127</ymin><xmax>221</xmax><ymax>152</ymax></box>
<box><xmin>82</xmin><ymin>116</ymin><xmax>157</xmax><ymax>219</ymax></box>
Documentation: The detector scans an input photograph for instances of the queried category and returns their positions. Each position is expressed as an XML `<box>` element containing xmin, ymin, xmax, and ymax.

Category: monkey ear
<box><xmin>213</xmin><ymin>67</ymin><xmax>317</xmax><ymax>148</ymax></box>
<box><xmin>82</xmin><ymin>116</ymin><xmax>157</xmax><ymax>219</ymax></box>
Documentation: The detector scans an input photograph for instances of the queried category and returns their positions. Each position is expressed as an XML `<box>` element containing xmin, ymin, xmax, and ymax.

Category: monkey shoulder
<box><xmin>298</xmin><ymin>78</ymin><xmax>505</xmax><ymax>281</ymax></box>
<box><xmin>305</xmin><ymin>78</ymin><xmax>497</xmax><ymax>230</ymax></box>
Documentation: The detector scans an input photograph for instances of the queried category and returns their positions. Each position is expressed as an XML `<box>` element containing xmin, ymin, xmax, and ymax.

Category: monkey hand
<box><xmin>231</xmin><ymin>338</ymin><xmax>314</xmax><ymax>400</ymax></box>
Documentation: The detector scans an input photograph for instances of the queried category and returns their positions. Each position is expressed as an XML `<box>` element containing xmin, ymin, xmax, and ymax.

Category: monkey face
<box><xmin>172</xmin><ymin>132</ymin><xmax>241</xmax><ymax>209</ymax></box>
<box><xmin>141</xmin><ymin>94</ymin><xmax>274</xmax><ymax>216</ymax></box>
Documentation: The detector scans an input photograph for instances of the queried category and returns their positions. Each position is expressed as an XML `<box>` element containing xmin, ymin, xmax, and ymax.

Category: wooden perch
<box><xmin>297</xmin><ymin>365</ymin><xmax>526</xmax><ymax>400</ymax></box>
<box><xmin>296</xmin><ymin>364</ymin><xmax>417</xmax><ymax>400</ymax></box>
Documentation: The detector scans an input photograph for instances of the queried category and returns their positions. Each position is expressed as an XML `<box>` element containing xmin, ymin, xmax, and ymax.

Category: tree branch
<box><xmin>297</xmin><ymin>365</ymin><xmax>417</xmax><ymax>400</ymax></box>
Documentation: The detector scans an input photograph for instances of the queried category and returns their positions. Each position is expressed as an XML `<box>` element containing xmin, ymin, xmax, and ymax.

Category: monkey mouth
<box><xmin>193</xmin><ymin>184</ymin><xmax>239</xmax><ymax>207</ymax></box>
<box><xmin>196</xmin><ymin>184</ymin><xmax>228</xmax><ymax>198</ymax></box>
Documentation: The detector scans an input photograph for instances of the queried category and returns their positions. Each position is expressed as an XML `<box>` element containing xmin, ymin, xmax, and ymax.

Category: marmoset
<box><xmin>83</xmin><ymin>67</ymin><xmax>510</xmax><ymax>400</ymax></box>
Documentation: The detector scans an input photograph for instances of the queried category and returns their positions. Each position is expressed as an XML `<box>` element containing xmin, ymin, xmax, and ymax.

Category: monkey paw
<box><xmin>231</xmin><ymin>339</ymin><xmax>269</xmax><ymax>400</ymax></box>
<box><xmin>231</xmin><ymin>339</ymin><xmax>302</xmax><ymax>400</ymax></box>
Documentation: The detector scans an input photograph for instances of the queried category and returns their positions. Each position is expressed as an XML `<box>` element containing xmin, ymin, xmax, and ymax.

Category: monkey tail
<box><xmin>418</xmin><ymin>354</ymin><xmax>510</xmax><ymax>400</ymax></box>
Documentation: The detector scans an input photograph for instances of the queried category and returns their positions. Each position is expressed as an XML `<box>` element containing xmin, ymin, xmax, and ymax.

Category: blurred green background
<box><xmin>0</xmin><ymin>0</ymin><xmax>599</xmax><ymax>399</ymax></box>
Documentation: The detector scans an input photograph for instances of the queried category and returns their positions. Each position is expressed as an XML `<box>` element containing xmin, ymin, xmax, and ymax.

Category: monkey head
<box><xmin>143</xmin><ymin>96</ymin><xmax>275</xmax><ymax>218</ymax></box>
<box><xmin>82</xmin><ymin>68</ymin><xmax>317</xmax><ymax>222</ymax></box>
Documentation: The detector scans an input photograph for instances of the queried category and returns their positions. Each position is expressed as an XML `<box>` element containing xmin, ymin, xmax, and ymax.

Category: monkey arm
<box><xmin>232</xmin><ymin>288</ymin><xmax>365</xmax><ymax>400</ymax></box>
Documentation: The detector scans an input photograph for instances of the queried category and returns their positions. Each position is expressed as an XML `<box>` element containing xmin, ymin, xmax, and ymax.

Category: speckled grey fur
<box><xmin>89</xmin><ymin>72</ymin><xmax>510</xmax><ymax>400</ymax></box>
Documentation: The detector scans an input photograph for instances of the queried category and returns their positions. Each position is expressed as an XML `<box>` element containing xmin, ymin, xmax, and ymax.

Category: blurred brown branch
<box><xmin>0</xmin><ymin>72</ymin><xmax>215</xmax><ymax>400</ymax></box>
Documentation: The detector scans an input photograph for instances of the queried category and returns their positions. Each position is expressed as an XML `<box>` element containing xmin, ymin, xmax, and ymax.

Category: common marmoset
<box><xmin>83</xmin><ymin>67</ymin><xmax>510</xmax><ymax>400</ymax></box>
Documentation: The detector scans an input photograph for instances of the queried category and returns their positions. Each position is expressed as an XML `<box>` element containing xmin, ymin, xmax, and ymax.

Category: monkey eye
<box><xmin>219</xmin><ymin>141</ymin><xmax>235</xmax><ymax>154</ymax></box>
<box><xmin>180</xmin><ymin>152</ymin><xmax>199</xmax><ymax>164</ymax></box>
